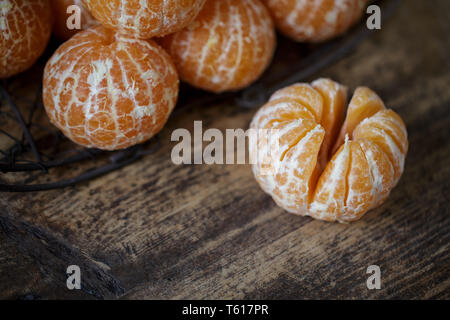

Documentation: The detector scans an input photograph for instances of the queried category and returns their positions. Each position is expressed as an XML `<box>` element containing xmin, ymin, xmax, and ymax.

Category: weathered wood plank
<box><xmin>0</xmin><ymin>229</ymin><xmax>92</xmax><ymax>299</ymax></box>
<box><xmin>0</xmin><ymin>0</ymin><xmax>449</xmax><ymax>299</ymax></box>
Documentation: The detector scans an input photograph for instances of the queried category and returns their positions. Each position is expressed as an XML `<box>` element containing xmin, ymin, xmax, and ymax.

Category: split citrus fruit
<box><xmin>250</xmin><ymin>79</ymin><xmax>408</xmax><ymax>222</ymax></box>
<box><xmin>82</xmin><ymin>0</ymin><xmax>206</xmax><ymax>39</ymax></box>
<box><xmin>43</xmin><ymin>26</ymin><xmax>179</xmax><ymax>150</ymax></box>
<box><xmin>50</xmin><ymin>0</ymin><xmax>98</xmax><ymax>41</ymax></box>
<box><xmin>262</xmin><ymin>0</ymin><xmax>367</xmax><ymax>42</ymax></box>
<box><xmin>159</xmin><ymin>0</ymin><xmax>276</xmax><ymax>93</ymax></box>
<box><xmin>0</xmin><ymin>0</ymin><xmax>52</xmax><ymax>78</ymax></box>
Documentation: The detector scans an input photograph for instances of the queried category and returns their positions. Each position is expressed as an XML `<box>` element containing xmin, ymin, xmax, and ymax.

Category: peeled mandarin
<box><xmin>50</xmin><ymin>0</ymin><xmax>98</xmax><ymax>41</ymax></box>
<box><xmin>262</xmin><ymin>0</ymin><xmax>367</xmax><ymax>42</ymax></box>
<box><xmin>43</xmin><ymin>26</ymin><xmax>179</xmax><ymax>150</ymax></box>
<box><xmin>250</xmin><ymin>79</ymin><xmax>408</xmax><ymax>223</ymax></box>
<box><xmin>159</xmin><ymin>0</ymin><xmax>276</xmax><ymax>93</ymax></box>
<box><xmin>0</xmin><ymin>0</ymin><xmax>52</xmax><ymax>78</ymax></box>
<box><xmin>82</xmin><ymin>0</ymin><xmax>206</xmax><ymax>39</ymax></box>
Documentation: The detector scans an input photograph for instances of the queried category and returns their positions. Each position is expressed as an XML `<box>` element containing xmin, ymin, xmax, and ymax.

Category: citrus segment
<box><xmin>353</xmin><ymin>109</ymin><xmax>408</xmax><ymax>184</ymax></box>
<box><xmin>312</xmin><ymin>78</ymin><xmax>347</xmax><ymax>169</ymax></box>
<box><xmin>333</xmin><ymin>86</ymin><xmax>385</xmax><ymax>153</ymax></box>
<box><xmin>269</xmin><ymin>84</ymin><xmax>324</xmax><ymax>123</ymax></box>
<box><xmin>357</xmin><ymin>139</ymin><xmax>395</xmax><ymax>207</ymax></box>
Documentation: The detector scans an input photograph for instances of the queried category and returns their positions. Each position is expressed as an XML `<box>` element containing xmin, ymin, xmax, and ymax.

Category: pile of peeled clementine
<box><xmin>0</xmin><ymin>0</ymin><xmax>407</xmax><ymax>222</ymax></box>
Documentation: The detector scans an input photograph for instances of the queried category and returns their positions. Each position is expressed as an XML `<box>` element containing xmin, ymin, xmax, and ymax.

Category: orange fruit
<box><xmin>250</xmin><ymin>79</ymin><xmax>408</xmax><ymax>222</ymax></box>
<box><xmin>159</xmin><ymin>0</ymin><xmax>276</xmax><ymax>93</ymax></box>
<box><xmin>50</xmin><ymin>0</ymin><xmax>98</xmax><ymax>41</ymax></box>
<box><xmin>82</xmin><ymin>0</ymin><xmax>206</xmax><ymax>39</ymax></box>
<box><xmin>262</xmin><ymin>0</ymin><xmax>367</xmax><ymax>42</ymax></box>
<box><xmin>0</xmin><ymin>0</ymin><xmax>52</xmax><ymax>78</ymax></box>
<box><xmin>43</xmin><ymin>26</ymin><xmax>179</xmax><ymax>150</ymax></box>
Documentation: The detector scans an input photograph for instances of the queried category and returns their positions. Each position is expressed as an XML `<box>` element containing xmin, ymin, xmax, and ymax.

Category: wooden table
<box><xmin>1</xmin><ymin>0</ymin><xmax>449</xmax><ymax>299</ymax></box>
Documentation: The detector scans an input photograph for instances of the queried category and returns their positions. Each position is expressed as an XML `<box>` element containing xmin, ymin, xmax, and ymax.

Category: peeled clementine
<box><xmin>43</xmin><ymin>26</ymin><xmax>179</xmax><ymax>150</ymax></box>
<box><xmin>0</xmin><ymin>0</ymin><xmax>52</xmax><ymax>78</ymax></box>
<box><xmin>50</xmin><ymin>0</ymin><xmax>98</xmax><ymax>41</ymax></box>
<box><xmin>159</xmin><ymin>0</ymin><xmax>276</xmax><ymax>93</ymax></box>
<box><xmin>262</xmin><ymin>0</ymin><xmax>367</xmax><ymax>42</ymax></box>
<box><xmin>250</xmin><ymin>79</ymin><xmax>408</xmax><ymax>223</ymax></box>
<box><xmin>82</xmin><ymin>0</ymin><xmax>206</xmax><ymax>39</ymax></box>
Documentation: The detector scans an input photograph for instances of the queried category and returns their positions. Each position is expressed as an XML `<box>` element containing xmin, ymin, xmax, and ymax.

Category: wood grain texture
<box><xmin>0</xmin><ymin>229</ymin><xmax>92</xmax><ymax>299</ymax></box>
<box><xmin>0</xmin><ymin>0</ymin><xmax>449</xmax><ymax>299</ymax></box>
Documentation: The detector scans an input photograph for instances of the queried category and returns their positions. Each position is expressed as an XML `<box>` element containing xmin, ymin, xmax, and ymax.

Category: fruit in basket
<box><xmin>43</xmin><ymin>26</ymin><xmax>179</xmax><ymax>150</ymax></box>
<box><xmin>249</xmin><ymin>79</ymin><xmax>408</xmax><ymax>222</ymax></box>
<box><xmin>50</xmin><ymin>0</ymin><xmax>98</xmax><ymax>41</ymax></box>
<box><xmin>262</xmin><ymin>0</ymin><xmax>367</xmax><ymax>42</ymax></box>
<box><xmin>82</xmin><ymin>0</ymin><xmax>206</xmax><ymax>39</ymax></box>
<box><xmin>159</xmin><ymin>0</ymin><xmax>276</xmax><ymax>93</ymax></box>
<box><xmin>0</xmin><ymin>0</ymin><xmax>52</xmax><ymax>78</ymax></box>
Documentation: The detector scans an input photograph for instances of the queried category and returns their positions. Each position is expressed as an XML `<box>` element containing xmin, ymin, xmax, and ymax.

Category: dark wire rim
<box><xmin>0</xmin><ymin>0</ymin><xmax>400</xmax><ymax>192</ymax></box>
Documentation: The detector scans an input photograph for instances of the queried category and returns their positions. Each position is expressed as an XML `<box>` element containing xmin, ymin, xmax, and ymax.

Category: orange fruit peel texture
<box><xmin>0</xmin><ymin>0</ymin><xmax>52</xmax><ymax>79</ymax></box>
<box><xmin>159</xmin><ymin>0</ymin><xmax>276</xmax><ymax>93</ymax></box>
<box><xmin>262</xmin><ymin>0</ymin><xmax>367</xmax><ymax>42</ymax></box>
<box><xmin>250</xmin><ymin>79</ymin><xmax>408</xmax><ymax>223</ymax></box>
<box><xmin>43</xmin><ymin>26</ymin><xmax>179</xmax><ymax>150</ymax></box>
<box><xmin>82</xmin><ymin>0</ymin><xmax>207</xmax><ymax>39</ymax></box>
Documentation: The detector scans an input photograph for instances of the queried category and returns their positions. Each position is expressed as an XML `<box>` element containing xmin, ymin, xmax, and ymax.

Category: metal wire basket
<box><xmin>0</xmin><ymin>0</ymin><xmax>399</xmax><ymax>192</ymax></box>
